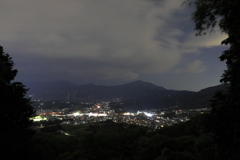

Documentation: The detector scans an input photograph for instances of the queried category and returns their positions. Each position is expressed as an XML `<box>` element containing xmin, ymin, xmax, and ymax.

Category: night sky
<box><xmin>0</xmin><ymin>0</ymin><xmax>227</xmax><ymax>91</ymax></box>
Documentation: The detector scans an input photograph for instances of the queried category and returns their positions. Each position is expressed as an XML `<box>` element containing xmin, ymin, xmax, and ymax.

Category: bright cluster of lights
<box><xmin>123</xmin><ymin>112</ymin><xmax>134</xmax><ymax>116</ymax></box>
<box><xmin>144</xmin><ymin>112</ymin><xmax>153</xmax><ymax>117</ymax></box>
<box><xmin>73</xmin><ymin>112</ymin><xmax>83</xmax><ymax>116</ymax></box>
<box><xmin>32</xmin><ymin>116</ymin><xmax>47</xmax><ymax>122</ymax></box>
<box><xmin>137</xmin><ymin>111</ymin><xmax>153</xmax><ymax>117</ymax></box>
<box><xmin>88</xmin><ymin>113</ymin><xmax>107</xmax><ymax>117</ymax></box>
<box><xmin>71</xmin><ymin>112</ymin><xmax>107</xmax><ymax>117</ymax></box>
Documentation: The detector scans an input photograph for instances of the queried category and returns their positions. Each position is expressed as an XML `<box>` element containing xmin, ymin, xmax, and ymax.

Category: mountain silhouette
<box><xmin>24</xmin><ymin>80</ymin><xmax>226</xmax><ymax>109</ymax></box>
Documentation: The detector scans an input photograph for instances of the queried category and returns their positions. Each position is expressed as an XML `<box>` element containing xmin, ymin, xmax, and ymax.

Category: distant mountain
<box><xmin>24</xmin><ymin>80</ymin><xmax>227</xmax><ymax>109</ymax></box>
<box><xmin>121</xmin><ymin>80</ymin><xmax>166</xmax><ymax>90</ymax></box>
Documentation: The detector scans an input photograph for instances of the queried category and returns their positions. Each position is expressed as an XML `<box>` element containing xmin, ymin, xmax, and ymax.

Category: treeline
<box><xmin>25</xmin><ymin>115</ymin><xmax>218</xmax><ymax>160</ymax></box>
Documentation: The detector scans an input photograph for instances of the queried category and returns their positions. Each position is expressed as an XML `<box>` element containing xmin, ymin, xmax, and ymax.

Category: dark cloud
<box><xmin>0</xmin><ymin>0</ymin><xmax>226</xmax><ymax>90</ymax></box>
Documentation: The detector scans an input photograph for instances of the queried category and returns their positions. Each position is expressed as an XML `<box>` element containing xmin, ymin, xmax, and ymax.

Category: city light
<box><xmin>32</xmin><ymin>116</ymin><xmax>47</xmax><ymax>122</ymax></box>
<box><xmin>73</xmin><ymin>112</ymin><xmax>82</xmax><ymax>116</ymax></box>
<box><xmin>88</xmin><ymin>113</ymin><xmax>107</xmax><ymax>117</ymax></box>
<box><xmin>123</xmin><ymin>112</ymin><xmax>134</xmax><ymax>116</ymax></box>
<box><xmin>145</xmin><ymin>113</ymin><xmax>153</xmax><ymax>117</ymax></box>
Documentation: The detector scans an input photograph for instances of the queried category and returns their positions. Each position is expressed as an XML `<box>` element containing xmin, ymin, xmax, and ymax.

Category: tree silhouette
<box><xmin>185</xmin><ymin>0</ymin><xmax>240</xmax><ymax>159</ymax></box>
<box><xmin>0</xmin><ymin>46</ymin><xmax>35</xmax><ymax>159</ymax></box>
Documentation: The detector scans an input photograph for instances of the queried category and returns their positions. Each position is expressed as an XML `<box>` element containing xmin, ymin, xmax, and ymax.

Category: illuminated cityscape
<box><xmin>33</xmin><ymin>100</ymin><xmax>211</xmax><ymax>130</ymax></box>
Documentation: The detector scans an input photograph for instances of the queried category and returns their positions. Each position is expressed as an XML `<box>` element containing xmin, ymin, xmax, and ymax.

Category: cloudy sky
<box><xmin>0</xmin><ymin>0</ymin><xmax>227</xmax><ymax>91</ymax></box>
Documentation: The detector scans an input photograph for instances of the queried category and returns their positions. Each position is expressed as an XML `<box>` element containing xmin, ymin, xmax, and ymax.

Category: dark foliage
<box><xmin>184</xmin><ymin>0</ymin><xmax>240</xmax><ymax>159</ymax></box>
<box><xmin>27</xmin><ymin>120</ymin><xmax>219</xmax><ymax>160</ymax></box>
<box><xmin>0</xmin><ymin>46</ymin><xmax>35</xmax><ymax>159</ymax></box>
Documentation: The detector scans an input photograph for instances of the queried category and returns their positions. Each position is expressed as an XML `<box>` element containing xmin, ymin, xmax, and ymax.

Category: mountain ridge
<box><xmin>24</xmin><ymin>80</ymin><xmax>226</xmax><ymax>109</ymax></box>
